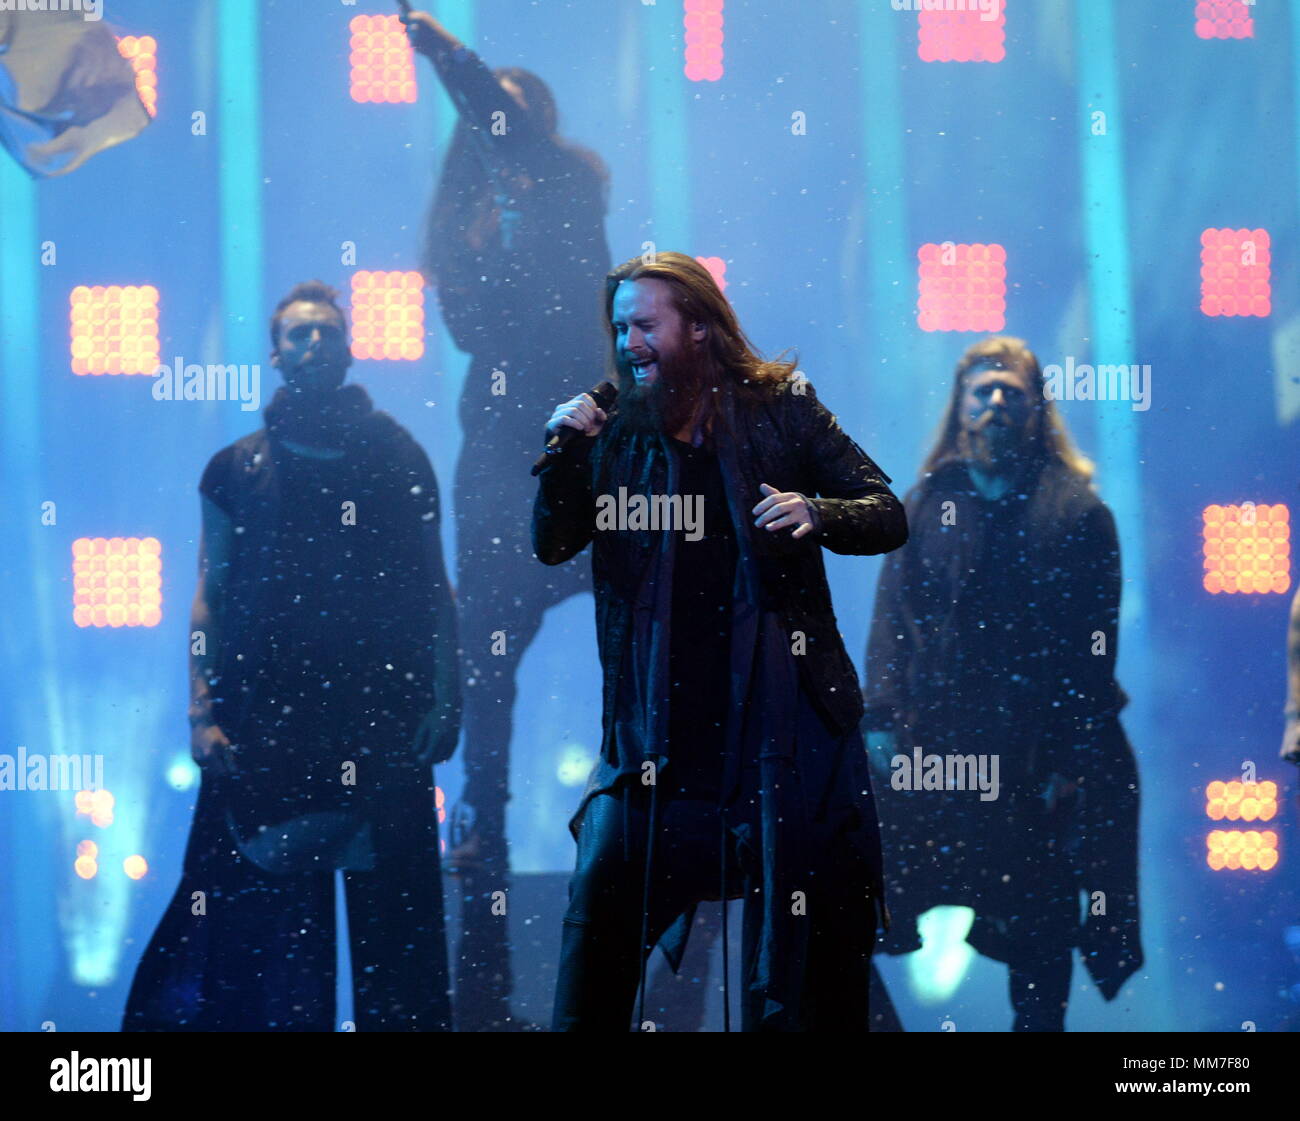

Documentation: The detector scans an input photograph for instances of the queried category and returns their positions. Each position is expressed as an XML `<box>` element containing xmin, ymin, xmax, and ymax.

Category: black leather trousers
<box><xmin>552</xmin><ymin>785</ymin><xmax>750</xmax><ymax>1032</ymax></box>
<box><xmin>551</xmin><ymin>776</ymin><xmax>878</xmax><ymax>1032</ymax></box>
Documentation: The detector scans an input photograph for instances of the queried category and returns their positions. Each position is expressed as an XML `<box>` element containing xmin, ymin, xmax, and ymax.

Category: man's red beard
<box><xmin>619</xmin><ymin>343</ymin><xmax>717</xmax><ymax>438</ymax></box>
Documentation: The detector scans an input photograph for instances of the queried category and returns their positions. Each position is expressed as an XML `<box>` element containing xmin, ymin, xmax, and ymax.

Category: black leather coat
<box><xmin>533</xmin><ymin>375</ymin><xmax>908</xmax><ymax>804</ymax></box>
<box><xmin>533</xmin><ymin>375</ymin><xmax>907</xmax><ymax>1026</ymax></box>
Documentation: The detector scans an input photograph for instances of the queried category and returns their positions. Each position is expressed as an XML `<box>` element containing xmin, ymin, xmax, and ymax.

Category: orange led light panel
<box><xmin>1205</xmin><ymin>780</ymin><xmax>1278</xmax><ymax>822</ymax></box>
<box><xmin>684</xmin><ymin>0</ymin><xmax>725</xmax><ymax>82</ymax></box>
<box><xmin>1200</xmin><ymin>228</ymin><xmax>1270</xmax><ymax>318</ymax></box>
<box><xmin>350</xmin><ymin>271</ymin><xmax>426</xmax><ymax>361</ymax></box>
<box><xmin>349</xmin><ymin>15</ymin><xmax>417</xmax><ymax>104</ymax></box>
<box><xmin>72</xmin><ymin>538</ymin><xmax>163</xmax><ymax>628</ymax></box>
<box><xmin>1202</xmin><ymin>504</ymin><xmax>1290</xmax><ymax>595</ymax></box>
<box><xmin>918</xmin><ymin>0</ymin><xmax>1006</xmax><ymax>63</ymax></box>
<box><xmin>696</xmin><ymin>256</ymin><xmax>728</xmax><ymax>294</ymax></box>
<box><xmin>70</xmin><ymin>285</ymin><xmax>161</xmax><ymax>376</ymax></box>
<box><xmin>917</xmin><ymin>243</ymin><xmax>1007</xmax><ymax>333</ymax></box>
<box><xmin>1206</xmin><ymin>830</ymin><xmax>1278</xmax><ymax>872</ymax></box>
<box><xmin>117</xmin><ymin>35</ymin><xmax>158</xmax><ymax>117</ymax></box>
<box><xmin>74</xmin><ymin>840</ymin><xmax>98</xmax><ymax>880</ymax></box>
<box><xmin>1195</xmin><ymin>1</ymin><xmax>1254</xmax><ymax>40</ymax></box>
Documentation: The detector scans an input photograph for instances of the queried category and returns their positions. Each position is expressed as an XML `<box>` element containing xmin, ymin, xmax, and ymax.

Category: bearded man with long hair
<box><xmin>535</xmin><ymin>252</ymin><xmax>908</xmax><ymax>1031</ymax></box>
<box><xmin>864</xmin><ymin>336</ymin><xmax>1143</xmax><ymax>1031</ymax></box>
<box><xmin>402</xmin><ymin>8</ymin><xmax>612</xmax><ymax>1030</ymax></box>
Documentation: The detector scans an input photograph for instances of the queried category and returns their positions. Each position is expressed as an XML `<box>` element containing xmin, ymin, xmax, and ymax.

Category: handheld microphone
<box><xmin>531</xmin><ymin>380</ymin><xmax>618</xmax><ymax>476</ymax></box>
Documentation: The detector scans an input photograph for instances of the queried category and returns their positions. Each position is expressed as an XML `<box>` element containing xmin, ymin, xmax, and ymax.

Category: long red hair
<box><xmin>603</xmin><ymin>252</ymin><xmax>796</xmax><ymax>435</ymax></box>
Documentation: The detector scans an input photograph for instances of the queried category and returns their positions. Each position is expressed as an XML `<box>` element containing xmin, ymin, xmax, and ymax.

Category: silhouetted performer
<box><xmin>864</xmin><ymin>336</ymin><xmax>1143</xmax><ymax>1031</ymax></box>
<box><xmin>403</xmin><ymin>7</ymin><xmax>612</xmax><ymax>1030</ymax></box>
<box><xmin>1279</xmin><ymin>587</ymin><xmax>1300</xmax><ymax>1030</ymax></box>
<box><xmin>123</xmin><ymin>282</ymin><xmax>461</xmax><ymax>1031</ymax></box>
<box><xmin>1283</xmin><ymin>583</ymin><xmax>1300</xmax><ymax>766</ymax></box>
<box><xmin>536</xmin><ymin>253</ymin><xmax>907</xmax><ymax>1031</ymax></box>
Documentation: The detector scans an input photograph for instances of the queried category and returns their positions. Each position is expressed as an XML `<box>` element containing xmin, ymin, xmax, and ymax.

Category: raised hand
<box><xmin>398</xmin><ymin>6</ymin><xmax>461</xmax><ymax>58</ymax></box>
<box><xmin>546</xmin><ymin>392</ymin><xmax>608</xmax><ymax>441</ymax></box>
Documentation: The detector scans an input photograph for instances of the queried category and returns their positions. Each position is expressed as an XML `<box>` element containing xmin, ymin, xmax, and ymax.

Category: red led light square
<box><xmin>918</xmin><ymin>0</ymin><xmax>1006</xmax><ymax>63</ymax></box>
<box><xmin>696</xmin><ymin>256</ymin><xmax>728</xmax><ymax>293</ymax></box>
<box><xmin>349</xmin><ymin>14</ymin><xmax>416</xmax><ymax>104</ymax></box>
<box><xmin>70</xmin><ymin>285</ymin><xmax>161</xmax><ymax>376</ymax></box>
<box><xmin>1201</xmin><ymin>503</ymin><xmax>1290</xmax><ymax>595</ymax></box>
<box><xmin>72</xmin><ymin>537</ymin><xmax>163</xmax><ymax>628</ymax></box>
<box><xmin>1195</xmin><ymin>0</ymin><xmax>1254</xmax><ymax>40</ymax></box>
<box><xmin>684</xmin><ymin>0</ymin><xmax>725</xmax><ymax>82</ymax></box>
<box><xmin>350</xmin><ymin>271</ymin><xmax>426</xmax><ymax>361</ymax></box>
<box><xmin>1200</xmin><ymin>228</ymin><xmax>1270</xmax><ymax>317</ymax></box>
<box><xmin>117</xmin><ymin>35</ymin><xmax>157</xmax><ymax>118</ymax></box>
<box><xmin>917</xmin><ymin>242</ymin><xmax>1006</xmax><ymax>332</ymax></box>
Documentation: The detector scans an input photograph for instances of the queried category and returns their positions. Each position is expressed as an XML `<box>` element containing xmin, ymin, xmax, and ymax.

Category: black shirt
<box><xmin>201</xmin><ymin>443</ymin><xmax>429</xmax><ymax>698</ymax></box>
<box><xmin>199</xmin><ymin>435</ymin><xmax>439</xmax><ymax>821</ymax></box>
<box><xmin>950</xmin><ymin>477</ymin><xmax>1034</xmax><ymax>750</ymax></box>
<box><xmin>666</xmin><ymin>437</ymin><xmax>738</xmax><ymax>798</ymax></box>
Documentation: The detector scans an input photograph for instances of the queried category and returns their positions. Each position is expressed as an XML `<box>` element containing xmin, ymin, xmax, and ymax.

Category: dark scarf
<box><xmin>263</xmin><ymin>383</ymin><xmax>374</xmax><ymax>448</ymax></box>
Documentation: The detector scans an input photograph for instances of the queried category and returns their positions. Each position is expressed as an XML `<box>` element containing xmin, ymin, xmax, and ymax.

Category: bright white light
<box><xmin>906</xmin><ymin>905</ymin><xmax>976</xmax><ymax>1003</ymax></box>
<box><xmin>167</xmin><ymin>754</ymin><xmax>199</xmax><ymax>791</ymax></box>
<box><xmin>556</xmin><ymin>743</ymin><xmax>594</xmax><ymax>787</ymax></box>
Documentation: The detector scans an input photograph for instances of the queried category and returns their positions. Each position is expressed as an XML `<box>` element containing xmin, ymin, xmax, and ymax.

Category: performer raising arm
<box><xmin>400</xmin><ymin>3</ymin><xmax>613</xmax><ymax>1031</ymax></box>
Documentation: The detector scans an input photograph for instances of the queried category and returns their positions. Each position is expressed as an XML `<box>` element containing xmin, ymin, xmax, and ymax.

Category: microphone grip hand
<box><xmin>545</xmin><ymin>393</ymin><xmax>608</xmax><ymax>443</ymax></box>
<box><xmin>532</xmin><ymin>382</ymin><xmax>616</xmax><ymax>475</ymax></box>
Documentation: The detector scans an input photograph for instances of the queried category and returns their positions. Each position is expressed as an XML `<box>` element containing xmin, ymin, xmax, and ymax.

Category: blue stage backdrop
<box><xmin>0</xmin><ymin>0</ymin><xmax>1297</xmax><ymax>1032</ymax></box>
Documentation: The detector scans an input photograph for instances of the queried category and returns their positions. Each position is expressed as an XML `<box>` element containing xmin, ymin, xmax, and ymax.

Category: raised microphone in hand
<box><xmin>531</xmin><ymin>380</ymin><xmax>617</xmax><ymax>476</ymax></box>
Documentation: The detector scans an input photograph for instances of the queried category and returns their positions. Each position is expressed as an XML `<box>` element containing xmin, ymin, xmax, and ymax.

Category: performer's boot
<box><xmin>1008</xmin><ymin>949</ymin><xmax>1072</xmax><ymax>1031</ymax></box>
<box><xmin>551</xmin><ymin>914</ymin><xmax>643</xmax><ymax>1032</ymax></box>
<box><xmin>551</xmin><ymin>791</ymin><xmax>652</xmax><ymax>1032</ymax></box>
